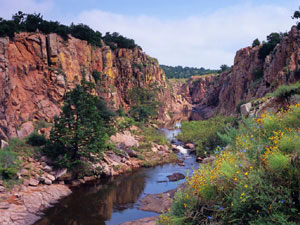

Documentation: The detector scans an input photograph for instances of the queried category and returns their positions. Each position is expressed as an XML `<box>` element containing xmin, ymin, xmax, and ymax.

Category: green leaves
<box><xmin>45</xmin><ymin>80</ymin><xmax>113</xmax><ymax>169</ymax></box>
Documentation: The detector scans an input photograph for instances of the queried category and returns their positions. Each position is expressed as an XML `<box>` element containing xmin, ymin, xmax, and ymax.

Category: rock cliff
<box><xmin>0</xmin><ymin>32</ymin><xmax>184</xmax><ymax>140</ymax></box>
<box><xmin>183</xmin><ymin>26</ymin><xmax>300</xmax><ymax>118</ymax></box>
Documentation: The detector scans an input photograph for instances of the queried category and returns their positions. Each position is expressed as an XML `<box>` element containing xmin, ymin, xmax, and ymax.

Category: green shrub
<box><xmin>266</xmin><ymin>151</ymin><xmax>289</xmax><ymax>172</ymax></box>
<box><xmin>92</xmin><ymin>70</ymin><xmax>101</xmax><ymax>83</ymax></box>
<box><xmin>272</xmin><ymin>82</ymin><xmax>300</xmax><ymax>100</ymax></box>
<box><xmin>27</xmin><ymin>132</ymin><xmax>47</xmax><ymax>146</ymax></box>
<box><xmin>0</xmin><ymin>150</ymin><xmax>18</xmax><ymax>179</ymax></box>
<box><xmin>177</xmin><ymin>116</ymin><xmax>236</xmax><ymax>156</ymax></box>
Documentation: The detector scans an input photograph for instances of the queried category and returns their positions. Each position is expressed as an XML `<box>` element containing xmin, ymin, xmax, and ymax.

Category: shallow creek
<box><xmin>34</xmin><ymin>123</ymin><xmax>199</xmax><ymax>225</ymax></box>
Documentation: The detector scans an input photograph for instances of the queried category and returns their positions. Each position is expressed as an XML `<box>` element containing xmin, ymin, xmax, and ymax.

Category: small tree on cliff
<box><xmin>45</xmin><ymin>80</ymin><xmax>111</xmax><ymax>168</ymax></box>
<box><xmin>292</xmin><ymin>7</ymin><xmax>300</xmax><ymax>29</ymax></box>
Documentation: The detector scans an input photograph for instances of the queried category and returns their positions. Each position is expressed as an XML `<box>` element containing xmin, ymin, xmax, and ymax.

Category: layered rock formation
<box><xmin>0</xmin><ymin>32</ymin><xmax>186</xmax><ymax>140</ymax></box>
<box><xmin>182</xmin><ymin>26</ymin><xmax>300</xmax><ymax>118</ymax></box>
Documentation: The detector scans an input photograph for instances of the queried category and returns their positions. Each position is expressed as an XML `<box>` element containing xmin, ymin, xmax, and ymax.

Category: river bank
<box><xmin>31</xmin><ymin>124</ymin><xmax>198</xmax><ymax>225</ymax></box>
<box><xmin>0</xmin><ymin>125</ymin><xmax>180</xmax><ymax>225</ymax></box>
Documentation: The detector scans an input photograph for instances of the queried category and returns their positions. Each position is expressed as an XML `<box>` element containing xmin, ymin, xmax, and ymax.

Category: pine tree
<box><xmin>47</xmin><ymin>80</ymin><xmax>109</xmax><ymax>168</ymax></box>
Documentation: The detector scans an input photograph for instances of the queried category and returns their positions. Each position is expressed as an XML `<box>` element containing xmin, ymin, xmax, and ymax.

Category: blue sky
<box><xmin>0</xmin><ymin>0</ymin><xmax>299</xmax><ymax>68</ymax></box>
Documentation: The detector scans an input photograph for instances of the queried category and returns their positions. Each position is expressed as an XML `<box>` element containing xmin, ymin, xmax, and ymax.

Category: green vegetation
<box><xmin>128</xmin><ymin>87</ymin><xmax>160</xmax><ymax>122</ymax></box>
<box><xmin>159</xmin><ymin>104</ymin><xmax>300</xmax><ymax>225</ymax></box>
<box><xmin>252</xmin><ymin>38</ymin><xmax>261</xmax><ymax>47</ymax></box>
<box><xmin>0</xmin><ymin>11</ymin><xmax>138</xmax><ymax>49</ymax></box>
<box><xmin>43</xmin><ymin>79</ymin><xmax>114</xmax><ymax>169</ymax></box>
<box><xmin>292</xmin><ymin>7</ymin><xmax>300</xmax><ymax>29</ymax></box>
<box><xmin>272</xmin><ymin>82</ymin><xmax>300</xmax><ymax>100</ymax></box>
<box><xmin>160</xmin><ymin>65</ymin><xmax>218</xmax><ymax>79</ymax></box>
<box><xmin>0</xmin><ymin>150</ymin><xmax>18</xmax><ymax>180</ymax></box>
<box><xmin>258</xmin><ymin>32</ymin><xmax>287</xmax><ymax>61</ymax></box>
<box><xmin>26</xmin><ymin>132</ymin><xmax>47</xmax><ymax>146</ymax></box>
<box><xmin>177</xmin><ymin>116</ymin><xmax>237</xmax><ymax>157</ymax></box>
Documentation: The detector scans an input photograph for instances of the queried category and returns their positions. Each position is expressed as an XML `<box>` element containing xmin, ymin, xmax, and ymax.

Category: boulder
<box><xmin>110</xmin><ymin>131</ymin><xmax>139</xmax><ymax>147</ymax></box>
<box><xmin>124</xmin><ymin>148</ymin><xmax>138</xmax><ymax>158</ymax></box>
<box><xmin>196</xmin><ymin>157</ymin><xmax>203</xmax><ymax>162</ymax></box>
<box><xmin>202</xmin><ymin>156</ymin><xmax>216</xmax><ymax>164</ymax></box>
<box><xmin>240</xmin><ymin>102</ymin><xmax>252</xmax><ymax>117</ymax></box>
<box><xmin>0</xmin><ymin>139</ymin><xmax>8</xmax><ymax>149</ymax></box>
<box><xmin>0</xmin><ymin>186</ymin><xmax>5</xmax><ymax>192</ymax></box>
<box><xmin>43</xmin><ymin>165</ymin><xmax>53</xmax><ymax>173</ymax></box>
<box><xmin>29</xmin><ymin>178</ymin><xmax>39</xmax><ymax>186</ymax></box>
<box><xmin>185</xmin><ymin>143</ymin><xmax>195</xmax><ymax>149</ymax></box>
<box><xmin>83</xmin><ymin>176</ymin><xmax>95</xmax><ymax>182</ymax></box>
<box><xmin>16</xmin><ymin>121</ymin><xmax>35</xmax><ymax>139</ymax></box>
<box><xmin>167</xmin><ymin>173</ymin><xmax>185</xmax><ymax>182</ymax></box>
<box><xmin>55</xmin><ymin>168</ymin><xmax>73</xmax><ymax>181</ymax></box>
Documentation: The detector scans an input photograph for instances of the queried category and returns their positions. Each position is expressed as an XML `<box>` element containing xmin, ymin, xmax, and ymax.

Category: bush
<box><xmin>160</xmin><ymin>103</ymin><xmax>300</xmax><ymax>224</ymax></box>
<box><xmin>128</xmin><ymin>87</ymin><xmax>160</xmax><ymax>122</ymax></box>
<box><xmin>177</xmin><ymin>116</ymin><xmax>236</xmax><ymax>157</ymax></box>
<box><xmin>27</xmin><ymin>132</ymin><xmax>47</xmax><ymax>146</ymax></box>
<box><xmin>0</xmin><ymin>150</ymin><xmax>18</xmax><ymax>179</ymax></box>
<box><xmin>272</xmin><ymin>82</ymin><xmax>300</xmax><ymax>100</ymax></box>
<box><xmin>92</xmin><ymin>70</ymin><xmax>101</xmax><ymax>83</ymax></box>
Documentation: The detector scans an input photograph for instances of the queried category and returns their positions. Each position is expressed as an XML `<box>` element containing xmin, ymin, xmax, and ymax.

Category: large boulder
<box><xmin>0</xmin><ymin>139</ymin><xmax>8</xmax><ymax>149</ymax></box>
<box><xmin>240</xmin><ymin>102</ymin><xmax>252</xmax><ymax>117</ymax></box>
<box><xmin>110</xmin><ymin>131</ymin><xmax>139</xmax><ymax>147</ymax></box>
<box><xmin>16</xmin><ymin>121</ymin><xmax>35</xmax><ymax>139</ymax></box>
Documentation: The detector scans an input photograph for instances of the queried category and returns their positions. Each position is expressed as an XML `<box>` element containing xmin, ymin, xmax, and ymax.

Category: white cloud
<box><xmin>76</xmin><ymin>3</ymin><xmax>297</xmax><ymax>68</ymax></box>
<box><xmin>0</xmin><ymin>0</ymin><xmax>53</xmax><ymax>19</ymax></box>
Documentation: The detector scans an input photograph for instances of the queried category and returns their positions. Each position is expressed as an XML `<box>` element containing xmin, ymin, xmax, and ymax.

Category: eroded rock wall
<box><xmin>0</xmin><ymin>32</ymin><xmax>182</xmax><ymax>140</ymax></box>
<box><xmin>185</xmin><ymin>26</ymin><xmax>300</xmax><ymax>118</ymax></box>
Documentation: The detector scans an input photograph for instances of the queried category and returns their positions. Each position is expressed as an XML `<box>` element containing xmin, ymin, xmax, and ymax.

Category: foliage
<box><xmin>272</xmin><ymin>82</ymin><xmax>300</xmax><ymax>100</ymax></box>
<box><xmin>26</xmin><ymin>132</ymin><xmax>47</xmax><ymax>146</ymax></box>
<box><xmin>160</xmin><ymin>65</ymin><xmax>218</xmax><ymax>79</ymax></box>
<box><xmin>159</xmin><ymin>103</ymin><xmax>300</xmax><ymax>225</ymax></box>
<box><xmin>219</xmin><ymin>64</ymin><xmax>230</xmax><ymax>73</ymax></box>
<box><xmin>177</xmin><ymin>116</ymin><xmax>237</xmax><ymax>157</ymax></box>
<box><xmin>258</xmin><ymin>32</ymin><xmax>287</xmax><ymax>61</ymax></box>
<box><xmin>128</xmin><ymin>87</ymin><xmax>160</xmax><ymax>122</ymax></box>
<box><xmin>292</xmin><ymin>7</ymin><xmax>300</xmax><ymax>29</ymax></box>
<box><xmin>92</xmin><ymin>70</ymin><xmax>101</xmax><ymax>83</ymax></box>
<box><xmin>0</xmin><ymin>11</ymin><xmax>138</xmax><ymax>49</ymax></box>
<box><xmin>103</xmin><ymin>32</ymin><xmax>137</xmax><ymax>49</ymax></box>
<box><xmin>44</xmin><ymin>80</ymin><xmax>113</xmax><ymax>169</ymax></box>
<box><xmin>0</xmin><ymin>150</ymin><xmax>18</xmax><ymax>180</ymax></box>
<box><xmin>252</xmin><ymin>38</ymin><xmax>261</xmax><ymax>47</ymax></box>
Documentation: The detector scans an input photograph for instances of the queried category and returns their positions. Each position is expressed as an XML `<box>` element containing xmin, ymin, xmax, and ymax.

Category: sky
<box><xmin>0</xmin><ymin>0</ymin><xmax>299</xmax><ymax>69</ymax></box>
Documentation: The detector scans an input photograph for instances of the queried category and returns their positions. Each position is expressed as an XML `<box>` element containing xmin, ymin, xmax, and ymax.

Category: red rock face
<box><xmin>187</xmin><ymin>26</ymin><xmax>300</xmax><ymax>118</ymax></box>
<box><xmin>0</xmin><ymin>32</ymin><xmax>175</xmax><ymax>140</ymax></box>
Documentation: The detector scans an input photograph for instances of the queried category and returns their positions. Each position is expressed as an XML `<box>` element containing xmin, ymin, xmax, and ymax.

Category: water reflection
<box><xmin>34</xmin><ymin>119</ymin><xmax>199</xmax><ymax>225</ymax></box>
<box><xmin>35</xmin><ymin>172</ymin><xmax>146</xmax><ymax>225</ymax></box>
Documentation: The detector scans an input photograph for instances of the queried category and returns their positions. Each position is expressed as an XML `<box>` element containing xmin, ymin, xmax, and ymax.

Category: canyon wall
<box><xmin>183</xmin><ymin>26</ymin><xmax>300</xmax><ymax>119</ymax></box>
<box><xmin>0</xmin><ymin>32</ymin><xmax>187</xmax><ymax>140</ymax></box>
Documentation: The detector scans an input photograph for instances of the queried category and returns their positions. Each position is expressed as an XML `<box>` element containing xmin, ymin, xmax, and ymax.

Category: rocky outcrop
<box><xmin>184</xmin><ymin>26</ymin><xmax>300</xmax><ymax>118</ymax></box>
<box><xmin>0</xmin><ymin>184</ymin><xmax>71</xmax><ymax>225</ymax></box>
<box><xmin>0</xmin><ymin>32</ymin><xmax>183</xmax><ymax>140</ymax></box>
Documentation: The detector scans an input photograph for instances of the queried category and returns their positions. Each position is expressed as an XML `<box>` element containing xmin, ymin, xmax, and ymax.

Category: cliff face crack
<box><xmin>45</xmin><ymin>35</ymin><xmax>51</xmax><ymax>66</ymax></box>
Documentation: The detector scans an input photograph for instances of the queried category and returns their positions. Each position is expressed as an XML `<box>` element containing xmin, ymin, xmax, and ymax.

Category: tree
<box><xmin>45</xmin><ymin>80</ymin><xmax>111</xmax><ymax>168</ymax></box>
<box><xmin>220</xmin><ymin>64</ymin><xmax>229</xmax><ymax>73</ymax></box>
<box><xmin>252</xmin><ymin>38</ymin><xmax>261</xmax><ymax>47</ymax></box>
<box><xmin>292</xmin><ymin>7</ymin><xmax>300</xmax><ymax>29</ymax></box>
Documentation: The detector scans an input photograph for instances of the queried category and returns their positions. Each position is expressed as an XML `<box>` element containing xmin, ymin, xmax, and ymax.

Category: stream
<box><xmin>34</xmin><ymin>122</ymin><xmax>199</xmax><ymax>225</ymax></box>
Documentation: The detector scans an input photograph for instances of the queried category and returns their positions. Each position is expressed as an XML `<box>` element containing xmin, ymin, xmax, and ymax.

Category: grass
<box><xmin>159</xmin><ymin>103</ymin><xmax>300</xmax><ymax>225</ymax></box>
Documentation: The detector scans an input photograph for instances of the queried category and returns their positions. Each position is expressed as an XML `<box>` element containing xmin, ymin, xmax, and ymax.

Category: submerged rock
<box><xmin>167</xmin><ymin>173</ymin><xmax>185</xmax><ymax>182</ymax></box>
